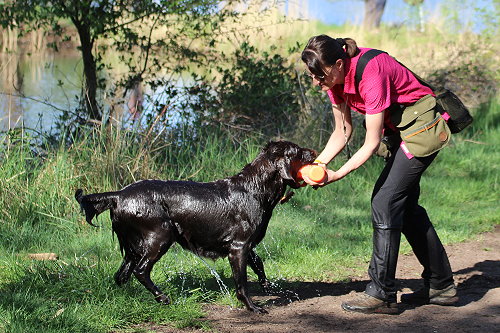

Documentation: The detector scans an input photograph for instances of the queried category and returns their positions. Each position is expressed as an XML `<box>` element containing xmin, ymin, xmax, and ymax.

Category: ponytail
<box><xmin>344</xmin><ymin>38</ymin><xmax>359</xmax><ymax>58</ymax></box>
<box><xmin>335</xmin><ymin>37</ymin><xmax>359</xmax><ymax>58</ymax></box>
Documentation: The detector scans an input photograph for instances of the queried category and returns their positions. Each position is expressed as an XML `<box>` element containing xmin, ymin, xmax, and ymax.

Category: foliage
<box><xmin>403</xmin><ymin>0</ymin><xmax>424</xmax><ymax>5</ymax></box>
<box><xmin>427</xmin><ymin>53</ymin><xmax>498</xmax><ymax>109</ymax></box>
<box><xmin>0</xmin><ymin>0</ymin><xmax>238</xmax><ymax>121</ymax></box>
<box><xmin>182</xmin><ymin>42</ymin><xmax>303</xmax><ymax>139</ymax></box>
<box><xmin>475</xmin><ymin>0</ymin><xmax>500</xmax><ymax>37</ymax></box>
<box><xmin>436</xmin><ymin>0</ymin><xmax>500</xmax><ymax>35</ymax></box>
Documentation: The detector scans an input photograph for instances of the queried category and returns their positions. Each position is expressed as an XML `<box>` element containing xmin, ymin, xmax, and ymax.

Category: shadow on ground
<box><xmin>248</xmin><ymin>259</ymin><xmax>499</xmax><ymax>311</ymax></box>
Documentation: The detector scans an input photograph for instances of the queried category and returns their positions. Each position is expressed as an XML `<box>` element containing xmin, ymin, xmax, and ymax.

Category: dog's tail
<box><xmin>75</xmin><ymin>189</ymin><xmax>117</xmax><ymax>227</ymax></box>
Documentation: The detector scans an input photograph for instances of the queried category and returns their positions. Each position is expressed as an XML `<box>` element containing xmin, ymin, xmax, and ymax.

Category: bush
<box><xmin>185</xmin><ymin>42</ymin><xmax>303</xmax><ymax>139</ymax></box>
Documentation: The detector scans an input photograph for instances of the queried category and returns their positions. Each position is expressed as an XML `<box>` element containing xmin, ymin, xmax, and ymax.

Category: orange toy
<box><xmin>297</xmin><ymin>164</ymin><xmax>327</xmax><ymax>183</ymax></box>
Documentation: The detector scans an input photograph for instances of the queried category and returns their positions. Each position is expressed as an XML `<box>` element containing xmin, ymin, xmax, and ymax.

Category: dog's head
<box><xmin>260</xmin><ymin>140</ymin><xmax>318</xmax><ymax>188</ymax></box>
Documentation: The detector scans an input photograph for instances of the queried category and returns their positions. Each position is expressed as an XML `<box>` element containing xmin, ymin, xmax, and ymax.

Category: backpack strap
<box><xmin>355</xmin><ymin>49</ymin><xmax>387</xmax><ymax>92</ymax></box>
<box><xmin>355</xmin><ymin>49</ymin><xmax>437</xmax><ymax>92</ymax></box>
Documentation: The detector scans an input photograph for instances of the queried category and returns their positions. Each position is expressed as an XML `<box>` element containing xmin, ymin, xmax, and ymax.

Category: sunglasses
<box><xmin>304</xmin><ymin>66</ymin><xmax>333</xmax><ymax>82</ymax></box>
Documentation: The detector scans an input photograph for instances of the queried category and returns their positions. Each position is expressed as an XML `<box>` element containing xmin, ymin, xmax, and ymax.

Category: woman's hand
<box><xmin>301</xmin><ymin>162</ymin><xmax>326</xmax><ymax>186</ymax></box>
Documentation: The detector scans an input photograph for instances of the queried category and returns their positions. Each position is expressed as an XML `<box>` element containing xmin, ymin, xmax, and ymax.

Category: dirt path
<box><xmin>142</xmin><ymin>225</ymin><xmax>499</xmax><ymax>333</ymax></box>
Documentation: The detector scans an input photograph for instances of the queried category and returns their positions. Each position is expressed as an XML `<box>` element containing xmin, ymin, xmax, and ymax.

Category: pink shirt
<box><xmin>327</xmin><ymin>47</ymin><xmax>434</xmax><ymax>129</ymax></box>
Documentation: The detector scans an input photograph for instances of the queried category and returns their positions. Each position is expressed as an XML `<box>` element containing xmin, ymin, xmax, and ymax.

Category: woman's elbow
<box><xmin>365</xmin><ymin>139</ymin><xmax>382</xmax><ymax>155</ymax></box>
<box><xmin>370</xmin><ymin>145</ymin><xmax>380</xmax><ymax>156</ymax></box>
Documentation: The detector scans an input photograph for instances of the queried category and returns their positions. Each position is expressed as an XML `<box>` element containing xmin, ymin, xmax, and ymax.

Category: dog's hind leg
<box><xmin>248</xmin><ymin>249</ymin><xmax>271</xmax><ymax>293</ymax></box>
<box><xmin>113</xmin><ymin>221</ymin><xmax>140</xmax><ymax>286</ymax></box>
<box><xmin>229</xmin><ymin>246</ymin><xmax>267</xmax><ymax>313</ymax></box>
<box><xmin>133</xmin><ymin>232</ymin><xmax>173</xmax><ymax>305</ymax></box>
<box><xmin>114</xmin><ymin>256</ymin><xmax>136</xmax><ymax>286</ymax></box>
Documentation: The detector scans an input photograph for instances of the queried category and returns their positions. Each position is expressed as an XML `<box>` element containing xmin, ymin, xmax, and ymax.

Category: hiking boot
<box><xmin>341</xmin><ymin>292</ymin><xmax>399</xmax><ymax>314</ymax></box>
<box><xmin>401</xmin><ymin>284</ymin><xmax>458</xmax><ymax>305</ymax></box>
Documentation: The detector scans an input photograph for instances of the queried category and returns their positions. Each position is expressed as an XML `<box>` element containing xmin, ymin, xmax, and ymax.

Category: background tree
<box><xmin>363</xmin><ymin>0</ymin><xmax>387</xmax><ymax>28</ymax></box>
<box><xmin>0</xmin><ymin>0</ymin><xmax>236</xmax><ymax>122</ymax></box>
<box><xmin>404</xmin><ymin>0</ymin><xmax>425</xmax><ymax>32</ymax></box>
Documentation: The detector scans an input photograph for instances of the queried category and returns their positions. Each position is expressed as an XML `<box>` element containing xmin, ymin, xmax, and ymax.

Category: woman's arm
<box><xmin>326</xmin><ymin>111</ymin><xmax>384</xmax><ymax>182</ymax></box>
<box><xmin>315</xmin><ymin>103</ymin><xmax>353</xmax><ymax>164</ymax></box>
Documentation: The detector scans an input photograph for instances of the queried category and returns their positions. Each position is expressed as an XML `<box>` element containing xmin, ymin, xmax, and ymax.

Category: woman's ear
<box><xmin>336</xmin><ymin>59</ymin><xmax>343</xmax><ymax>72</ymax></box>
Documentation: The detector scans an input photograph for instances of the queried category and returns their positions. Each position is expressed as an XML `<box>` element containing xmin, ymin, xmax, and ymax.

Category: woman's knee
<box><xmin>371</xmin><ymin>192</ymin><xmax>404</xmax><ymax>230</ymax></box>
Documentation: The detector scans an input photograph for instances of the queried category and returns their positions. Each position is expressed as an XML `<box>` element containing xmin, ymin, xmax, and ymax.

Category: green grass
<box><xmin>0</xmin><ymin>98</ymin><xmax>498</xmax><ymax>332</ymax></box>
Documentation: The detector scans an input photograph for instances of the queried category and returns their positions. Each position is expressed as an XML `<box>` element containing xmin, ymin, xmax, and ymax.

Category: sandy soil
<box><xmin>137</xmin><ymin>225</ymin><xmax>499</xmax><ymax>333</ymax></box>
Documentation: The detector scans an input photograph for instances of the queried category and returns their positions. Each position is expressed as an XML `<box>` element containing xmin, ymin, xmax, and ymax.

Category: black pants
<box><xmin>364</xmin><ymin>147</ymin><xmax>454</xmax><ymax>302</ymax></box>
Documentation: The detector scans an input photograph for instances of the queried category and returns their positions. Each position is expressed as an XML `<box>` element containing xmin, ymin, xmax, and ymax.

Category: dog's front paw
<box><xmin>246</xmin><ymin>301</ymin><xmax>268</xmax><ymax>314</ymax></box>
<box><xmin>155</xmin><ymin>293</ymin><xmax>170</xmax><ymax>305</ymax></box>
<box><xmin>251</xmin><ymin>305</ymin><xmax>268</xmax><ymax>314</ymax></box>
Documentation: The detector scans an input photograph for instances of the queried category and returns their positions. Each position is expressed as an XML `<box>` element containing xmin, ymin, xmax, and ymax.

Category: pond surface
<box><xmin>0</xmin><ymin>52</ymin><xmax>195</xmax><ymax>134</ymax></box>
<box><xmin>0</xmin><ymin>53</ymin><xmax>83</xmax><ymax>132</ymax></box>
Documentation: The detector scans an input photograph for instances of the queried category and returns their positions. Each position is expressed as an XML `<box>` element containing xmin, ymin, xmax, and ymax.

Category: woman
<box><xmin>301</xmin><ymin>35</ymin><xmax>457</xmax><ymax>314</ymax></box>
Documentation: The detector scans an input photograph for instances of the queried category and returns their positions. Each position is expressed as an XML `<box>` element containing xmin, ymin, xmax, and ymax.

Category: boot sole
<box><xmin>430</xmin><ymin>296</ymin><xmax>459</xmax><ymax>305</ymax></box>
<box><xmin>342</xmin><ymin>302</ymin><xmax>399</xmax><ymax>315</ymax></box>
<box><xmin>401</xmin><ymin>295</ymin><xmax>458</xmax><ymax>306</ymax></box>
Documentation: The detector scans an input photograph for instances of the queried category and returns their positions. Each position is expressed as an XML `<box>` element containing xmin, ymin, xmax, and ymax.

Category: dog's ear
<box><xmin>277</xmin><ymin>157</ymin><xmax>294</xmax><ymax>180</ymax></box>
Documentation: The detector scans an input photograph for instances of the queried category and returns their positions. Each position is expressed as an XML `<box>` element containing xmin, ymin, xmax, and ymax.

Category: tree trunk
<box><xmin>418</xmin><ymin>4</ymin><xmax>425</xmax><ymax>32</ymax></box>
<box><xmin>75</xmin><ymin>24</ymin><xmax>101</xmax><ymax>121</ymax></box>
<box><xmin>363</xmin><ymin>0</ymin><xmax>387</xmax><ymax>29</ymax></box>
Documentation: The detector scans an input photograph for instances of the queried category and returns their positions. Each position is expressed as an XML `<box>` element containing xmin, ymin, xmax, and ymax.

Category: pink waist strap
<box><xmin>400</xmin><ymin>141</ymin><xmax>414</xmax><ymax>159</ymax></box>
<box><xmin>441</xmin><ymin>112</ymin><xmax>451</xmax><ymax>121</ymax></box>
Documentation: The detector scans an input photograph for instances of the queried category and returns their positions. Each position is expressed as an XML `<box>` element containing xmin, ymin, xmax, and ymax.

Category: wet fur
<box><xmin>75</xmin><ymin>141</ymin><xmax>317</xmax><ymax>313</ymax></box>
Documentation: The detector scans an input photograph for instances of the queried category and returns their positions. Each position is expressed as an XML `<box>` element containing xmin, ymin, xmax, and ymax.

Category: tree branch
<box><xmin>0</xmin><ymin>92</ymin><xmax>70</xmax><ymax>113</ymax></box>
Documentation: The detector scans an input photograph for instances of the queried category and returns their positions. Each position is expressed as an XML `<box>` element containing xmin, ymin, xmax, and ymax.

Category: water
<box><xmin>197</xmin><ymin>256</ymin><xmax>232</xmax><ymax>297</ymax></box>
<box><xmin>0</xmin><ymin>52</ymin><xmax>83</xmax><ymax>132</ymax></box>
<box><xmin>0</xmin><ymin>52</ymin><xmax>194</xmax><ymax>134</ymax></box>
<box><xmin>159</xmin><ymin>241</ymin><xmax>304</xmax><ymax>309</ymax></box>
<box><xmin>163</xmin><ymin>245</ymin><xmax>236</xmax><ymax>306</ymax></box>
<box><xmin>259</xmin><ymin>241</ymin><xmax>301</xmax><ymax>304</ymax></box>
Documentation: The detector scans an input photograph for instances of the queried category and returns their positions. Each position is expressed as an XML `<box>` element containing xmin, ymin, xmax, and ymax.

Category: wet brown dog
<box><xmin>75</xmin><ymin>141</ymin><xmax>316</xmax><ymax>313</ymax></box>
